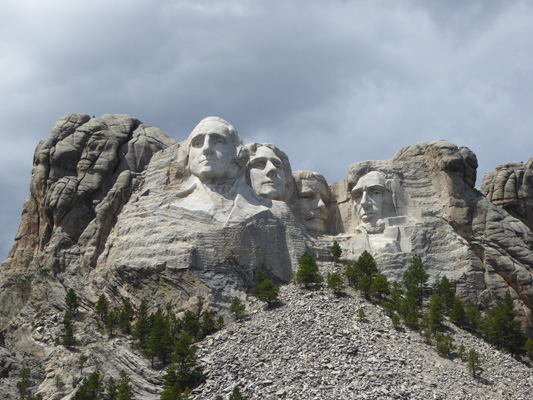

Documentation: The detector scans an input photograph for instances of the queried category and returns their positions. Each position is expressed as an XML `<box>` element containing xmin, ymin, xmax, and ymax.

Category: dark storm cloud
<box><xmin>2</xmin><ymin>0</ymin><xmax>533</xmax><ymax>262</ymax></box>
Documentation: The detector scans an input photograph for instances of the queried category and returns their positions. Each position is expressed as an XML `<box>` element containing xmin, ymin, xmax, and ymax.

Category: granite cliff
<box><xmin>1</xmin><ymin>114</ymin><xmax>532</xmax><ymax>399</ymax></box>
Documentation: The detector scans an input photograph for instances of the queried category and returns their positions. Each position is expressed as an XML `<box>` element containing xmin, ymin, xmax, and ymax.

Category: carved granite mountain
<box><xmin>1</xmin><ymin>115</ymin><xmax>533</xmax><ymax>399</ymax></box>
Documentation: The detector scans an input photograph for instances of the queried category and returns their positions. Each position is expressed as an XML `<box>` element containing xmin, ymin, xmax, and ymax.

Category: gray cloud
<box><xmin>2</xmin><ymin>0</ymin><xmax>533</xmax><ymax>262</ymax></box>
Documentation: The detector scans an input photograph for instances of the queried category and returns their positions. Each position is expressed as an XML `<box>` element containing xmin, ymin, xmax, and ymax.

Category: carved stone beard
<box><xmin>360</xmin><ymin>219</ymin><xmax>385</xmax><ymax>234</ymax></box>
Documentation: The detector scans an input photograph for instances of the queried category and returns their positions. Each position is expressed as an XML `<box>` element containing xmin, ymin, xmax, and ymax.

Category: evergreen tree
<box><xmin>344</xmin><ymin>261</ymin><xmax>359</xmax><ymax>288</ymax></box>
<box><xmin>327</xmin><ymin>272</ymin><xmax>345</xmax><ymax>295</ymax></box>
<box><xmin>450</xmin><ymin>298</ymin><xmax>467</xmax><ymax>327</ymax></box>
<box><xmin>457</xmin><ymin>345</ymin><xmax>466</xmax><ymax>361</ymax></box>
<box><xmin>465</xmin><ymin>302</ymin><xmax>482</xmax><ymax>333</ymax></box>
<box><xmin>428</xmin><ymin>294</ymin><xmax>445</xmax><ymax>333</ymax></box>
<box><xmin>370</xmin><ymin>273</ymin><xmax>390</xmax><ymax>301</ymax></box>
<box><xmin>160</xmin><ymin>333</ymin><xmax>203</xmax><ymax>398</ymax></box>
<box><xmin>402</xmin><ymin>254</ymin><xmax>428</xmax><ymax>308</ymax></box>
<box><xmin>296</xmin><ymin>252</ymin><xmax>322</xmax><ymax>288</ymax></box>
<box><xmin>355</xmin><ymin>251</ymin><xmax>378</xmax><ymax>298</ymax></box>
<box><xmin>483</xmin><ymin>291</ymin><xmax>524</xmax><ymax>354</ymax></box>
<box><xmin>95</xmin><ymin>294</ymin><xmax>110</xmax><ymax>322</ymax></box>
<box><xmin>119</xmin><ymin>300</ymin><xmax>135</xmax><ymax>334</ymax></box>
<box><xmin>330</xmin><ymin>240</ymin><xmax>342</xmax><ymax>263</ymax></box>
<box><xmin>116</xmin><ymin>370</ymin><xmax>133</xmax><ymax>400</ymax></box>
<box><xmin>16</xmin><ymin>366</ymin><xmax>31</xmax><ymax>399</ymax></box>
<box><xmin>399</xmin><ymin>293</ymin><xmax>419</xmax><ymax>327</ymax></box>
<box><xmin>357</xmin><ymin>308</ymin><xmax>366</xmax><ymax>321</ymax></box>
<box><xmin>78</xmin><ymin>354</ymin><xmax>89</xmax><ymax>375</ymax></box>
<box><xmin>66</xmin><ymin>288</ymin><xmax>79</xmax><ymax>316</ymax></box>
<box><xmin>467</xmin><ymin>349</ymin><xmax>483</xmax><ymax>378</ymax></box>
<box><xmin>230</xmin><ymin>297</ymin><xmax>247</xmax><ymax>320</ymax></box>
<box><xmin>391</xmin><ymin>313</ymin><xmax>400</xmax><ymax>329</ymax></box>
<box><xmin>229</xmin><ymin>385</ymin><xmax>247</xmax><ymax>400</ymax></box>
<box><xmin>181</xmin><ymin>310</ymin><xmax>201</xmax><ymax>340</ymax></box>
<box><xmin>133</xmin><ymin>300</ymin><xmax>151</xmax><ymax>349</ymax></box>
<box><xmin>147</xmin><ymin>308</ymin><xmax>174</xmax><ymax>366</ymax></box>
<box><xmin>435</xmin><ymin>334</ymin><xmax>455</xmax><ymax>358</ymax></box>
<box><xmin>199</xmin><ymin>310</ymin><xmax>218</xmax><ymax>339</ymax></box>
<box><xmin>390</xmin><ymin>282</ymin><xmax>404</xmax><ymax>311</ymax></box>
<box><xmin>435</xmin><ymin>276</ymin><xmax>455</xmax><ymax>313</ymax></box>
<box><xmin>63</xmin><ymin>323</ymin><xmax>76</xmax><ymax>349</ymax></box>
<box><xmin>104</xmin><ymin>310</ymin><xmax>119</xmax><ymax>336</ymax></box>
<box><xmin>75</xmin><ymin>371</ymin><xmax>103</xmax><ymax>400</ymax></box>
<box><xmin>255</xmin><ymin>278</ymin><xmax>280</xmax><ymax>308</ymax></box>
<box><xmin>105</xmin><ymin>377</ymin><xmax>117</xmax><ymax>400</ymax></box>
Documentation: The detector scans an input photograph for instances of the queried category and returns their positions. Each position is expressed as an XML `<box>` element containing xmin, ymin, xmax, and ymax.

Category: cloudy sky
<box><xmin>1</xmin><ymin>0</ymin><xmax>533</xmax><ymax>262</ymax></box>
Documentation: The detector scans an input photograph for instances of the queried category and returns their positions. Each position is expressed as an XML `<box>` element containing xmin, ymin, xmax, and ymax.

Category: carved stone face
<box><xmin>351</xmin><ymin>171</ymin><xmax>388</xmax><ymax>227</ymax></box>
<box><xmin>188</xmin><ymin>120</ymin><xmax>239</xmax><ymax>183</ymax></box>
<box><xmin>296</xmin><ymin>175</ymin><xmax>330</xmax><ymax>234</ymax></box>
<box><xmin>249</xmin><ymin>146</ymin><xmax>287</xmax><ymax>200</ymax></box>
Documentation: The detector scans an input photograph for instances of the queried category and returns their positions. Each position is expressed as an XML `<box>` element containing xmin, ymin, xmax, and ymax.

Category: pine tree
<box><xmin>330</xmin><ymin>240</ymin><xmax>342</xmax><ymax>263</ymax></box>
<box><xmin>230</xmin><ymin>297</ymin><xmax>247</xmax><ymax>320</ymax></box>
<box><xmin>104</xmin><ymin>310</ymin><xmax>119</xmax><ymax>336</ymax></box>
<box><xmin>75</xmin><ymin>371</ymin><xmax>103</xmax><ymax>400</ymax></box>
<box><xmin>78</xmin><ymin>354</ymin><xmax>89</xmax><ymax>375</ymax></box>
<box><xmin>105</xmin><ymin>377</ymin><xmax>118</xmax><ymax>400</ymax></box>
<box><xmin>255</xmin><ymin>278</ymin><xmax>280</xmax><ymax>308</ymax></box>
<box><xmin>199</xmin><ymin>310</ymin><xmax>217</xmax><ymax>339</ymax></box>
<box><xmin>402</xmin><ymin>254</ymin><xmax>428</xmax><ymax>308</ymax></box>
<box><xmin>370</xmin><ymin>273</ymin><xmax>390</xmax><ymax>301</ymax></box>
<box><xmin>483</xmin><ymin>291</ymin><xmax>524</xmax><ymax>354</ymax></box>
<box><xmin>229</xmin><ymin>385</ymin><xmax>247</xmax><ymax>400</ymax></box>
<box><xmin>95</xmin><ymin>294</ymin><xmax>110</xmax><ymax>322</ymax></box>
<box><xmin>428</xmin><ymin>294</ymin><xmax>445</xmax><ymax>333</ymax></box>
<box><xmin>147</xmin><ymin>308</ymin><xmax>174</xmax><ymax>366</ymax></box>
<box><xmin>465</xmin><ymin>302</ymin><xmax>482</xmax><ymax>333</ymax></box>
<box><xmin>16</xmin><ymin>366</ymin><xmax>31</xmax><ymax>399</ymax></box>
<box><xmin>327</xmin><ymin>272</ymin><xmax>345</xmax><ymax>295</ymax></box>
<box><xmin>116</xmin><ymin>370</ymin><xmax>133</xmax><ymax>400</ymax></box>
<box><xmin>435</xmin><ymin>276</ymin><xmax>455</xmax><ymax>313</ymax></box>
<box><xmin>160</xmin><ymin>333</ymin><xmax>203</xmax><ymax>398</ymax></box>
<box><xmin>467</xmin><ymin>349</ymin><xmax>483</xmax><ymax>378</ymax></box>
<box><xmin>435</xmin><ymin>334</ymin><xmax>455</xmax><ymax>358</ymax></box>
<box><xmin>344</xmin><ymin>261</ymin><xmax>359</xmax><ymax>288</ymax></box>
<box><xmin>119</xmin><ymin>300</ymin><xmax>134</xmax><ymax>334</ymax></box>
<box><xmin>181</xmin><ymin>310</ymin><xmax>200</xmax><ymax>339</ymax></box>
<box><xmin>296</xmin><ymin>252</ymin><xmax>322</xmax><ymax>288</ymax></box>
<box><xmin>450</xmin><ymin>298</ymin><xmax>467</xmax><ymax>327</ymax></box>
<box><xmin>133</xmin><ymin>300</ymin><xmax>151</xmax><ymax>349</ymax></box>
<box><xmin>66</xmin><ymin>288</ymin><xmax>79</xmax><ymax>316</ymax></box>
<box><xmin>63</xmin><ymin>323</ymin><xmax>76</xmax><ymax>349</ymax></box>
<box><xmin>355</xmin><ymin>251</ymin><xmax>378</xmax><ymax>298</ymax></box>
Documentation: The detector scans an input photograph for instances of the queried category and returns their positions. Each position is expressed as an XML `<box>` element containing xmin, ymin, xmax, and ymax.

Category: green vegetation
<box><xmin>253</xmin><ymin>269</ymin><xmax>280</xmax><ymax>308</ymax></box>
<box><xmin>467</xmin><ymin>349</ymin><xmax>483</xmax><ymax>378</ymax></box>
<box><xmin>330</xmin><ymin>240</ymin><xmax>342</xmax><ymax>263</ymax></box>
<box><xmin>230</xmin><ymin>297</ymin><xmax>247</xmax><ymax>320</ymax></box>
<box><xmin>327</xmin><ymin>272</ymin><xmax>345</xmax><ymax>295</ymax></box>
<box><xmin>296</xmin><ymin>252</ymin><xmax>322</xmax><ymax>288</ymax></box>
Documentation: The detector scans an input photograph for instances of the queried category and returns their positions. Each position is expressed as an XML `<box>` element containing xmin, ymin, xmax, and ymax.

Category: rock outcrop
<box><xmin>1</xmin><ymin>115</ymin><xmax>533</xmax><ymax>399</ymax></box>
<box><xmin>481</xmin><ymin>157</ymin><xmax>533</xmax><ymax>232</ymax></box>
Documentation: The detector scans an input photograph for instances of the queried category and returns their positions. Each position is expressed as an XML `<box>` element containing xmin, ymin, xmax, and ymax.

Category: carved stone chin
<box><xmin>360</xmin><ymin>220</ymin><xmax>385</xmax><ymax>234</ymax></box>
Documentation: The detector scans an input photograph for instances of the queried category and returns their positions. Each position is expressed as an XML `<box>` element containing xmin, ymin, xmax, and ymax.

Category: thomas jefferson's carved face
<box><xmin>351</xmin><ymin>171</ymin><xmax>387</xmax><ymax>227</ymax></box>
<box><xmin>249</xmin><ymin>146</ymin><xmax>287</xmax><ymax>200</ymax></box>
<box><xmin>188</xmin><ymin>120</ymin><xmax>239</xmax><ymax>182</ymax></box>
<box><xmin>297</xmin><ymin>176</ymin><xmax>330</xmax><ymax>234</ymax></box>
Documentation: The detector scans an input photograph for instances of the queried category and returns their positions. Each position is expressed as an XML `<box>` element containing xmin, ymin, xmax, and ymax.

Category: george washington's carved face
<box><xmin>188</xmin><ymin>119</ymin><xmax>240</xmax><ymax>183</ymax></box>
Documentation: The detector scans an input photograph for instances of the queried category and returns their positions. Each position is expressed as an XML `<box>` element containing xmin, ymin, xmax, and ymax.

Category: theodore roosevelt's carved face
<box><xmin>249</xmin><ymin>146</ymin><xmax>287</xmax><ymax>200</ymax></box>
<box><xmin>188</xmin><ymin>118</ymin><xmax>240</xmax><ymax>183</ymax></box>
<box><xmin>295</xmin><ymin>173</ymin><xmax>330</xmax><ymax>234</ymax></box>
<box><xmin>351</xmin><ymin>171</ymin><xmax>388</xmax><ymax>227</ymax></box>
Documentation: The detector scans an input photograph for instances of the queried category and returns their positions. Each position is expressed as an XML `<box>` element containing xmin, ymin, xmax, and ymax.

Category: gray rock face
<box><xmin>2</xmin><ymin>116</ymin><xmax>533</xmax><ymax>399</ymax></box>
<box><xmin>481</xmin><ymin>157</ymin><xmax>533</xmax><ymax>231</ymax></box>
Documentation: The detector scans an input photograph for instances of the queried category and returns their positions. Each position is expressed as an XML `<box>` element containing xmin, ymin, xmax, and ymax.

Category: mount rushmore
<box><xmin>0</xmin><ymin>113</ymin><xmax>533</xmax><ymax>397</ymax></box>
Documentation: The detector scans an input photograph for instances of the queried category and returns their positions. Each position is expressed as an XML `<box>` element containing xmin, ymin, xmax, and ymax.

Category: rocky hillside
<box><xmin>1</xmin><ymin>114</ymin><xmax>533</xmax><ymax>399</ymax></box>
